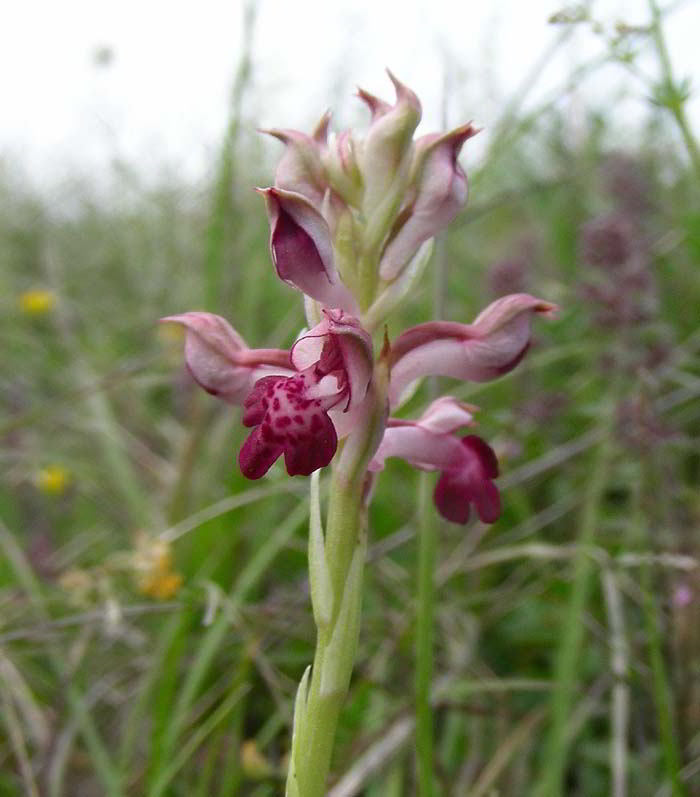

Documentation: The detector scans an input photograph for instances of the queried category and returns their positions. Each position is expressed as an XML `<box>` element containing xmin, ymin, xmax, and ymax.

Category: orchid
<box><xmin>165</xmin><ymin>292</ymin><xmax>553</xmax><ymax>520</ymax></box>
<box><xmin>161</xmin><ymin>71</ymin><xmax>555</xmax><ymax>797</ymax></box>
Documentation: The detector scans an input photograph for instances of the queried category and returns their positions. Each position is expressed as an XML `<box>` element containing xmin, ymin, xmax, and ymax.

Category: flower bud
<box><xmin>322</xmin><ymin>129</ymin><xmax>363</xmax><ymax>207</ymax></box>
<box><xmin>379</xmin><ymin>123</ymin><xmax>478</xmax><ymax>281</ymax></box>
<box><xmin>262</xmin><ymin>110</ymin><xmax>331</xmax><ymax>207</ymax></box>
<box><xmin>357</xmin><ymin>70</ymin><xmax>421</xmax><ymax>218</ymax></box>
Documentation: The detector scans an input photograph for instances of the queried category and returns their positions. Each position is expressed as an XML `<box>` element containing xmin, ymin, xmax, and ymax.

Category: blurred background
<box><xmin>2</xmin><ymin>0</ymin><xmax>700</xmax><ymax>795</ymax></box>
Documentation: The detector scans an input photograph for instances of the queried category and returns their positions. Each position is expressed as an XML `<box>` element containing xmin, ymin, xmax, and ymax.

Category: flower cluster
<box><xmin>163</xmin><ymin>72</ymin><xmax>554</xmax><ymax>524</ymax></box>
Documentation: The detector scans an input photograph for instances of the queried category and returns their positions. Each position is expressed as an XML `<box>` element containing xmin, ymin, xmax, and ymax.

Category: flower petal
<box><xmin>369</xmin><ymin>423</ymin><xmax>464</xmax><ymax>473</ymax></box>
<box><xmin>260</xmin><ymin>187</ymin><xmax>357</xmax><ymax>312</ymax></box>
<box><xmin>408</xmin><ymin>396</ymin><xmax>477</xmax><ymax>434</ymax></box>
<box><xmin>239</xmin><ymin>372</ymin><xmax>339</xmax><ymax>479</ymax></box>
<box><xmin>389</xmin><ymin>294</ymin><xmax>556</xmax><ymax>406</ymax></box>
<box><xmin>160</xmin><ymin>312</ymin><xmax>291</xmax><ymax>404</ymax></box>
<box><xmin>434</xmin><ymin>436</ymin><xmax>501</xmax><ymax>524</ymax></box>
<box><xmin>239</xmin><ymin>425</ymin><xmax>285</xmax><ymax>479</ymax></box>
<box><xmin>370</xmin><ymin>410</ymin><xmax>501</xmax><ymax>525</ymax></box>
<box><xmin>370</xmin><ymin>398</ymin><xmax>474</xmax><ymax>472</ymax></box>
<box><xmin>379</xmin><ymin>123</ymin><xmax>478</xmax><ymax>280</ymax></box>
<box><xmin>262</xmin><ymin>113</ymin><xmax>330</xmax><ymax>206</ymax></box>
<box><xmin>291</xmin><ymin>310</ymin><xmax>373</xmax><ymax>411</ymax></box>
<box><xmin>358</xmin><ymin>70</ymin><xmax>421</xmax><ymax>215</ymax></box>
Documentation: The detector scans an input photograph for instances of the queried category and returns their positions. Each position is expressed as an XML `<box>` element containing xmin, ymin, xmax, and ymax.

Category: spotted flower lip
<box><xmin>388</xmin><ymin>293</ymin><xmax>557</xmax><ymax>406</ymax></box>
<box><xmin>238</xmin><ymin>311</ymin><xmax>374</xmax><ymax>479</ymax></box>
<box><xmin>369</xmin><ymin>397</ymin><xmax>500</xmax><ymax>524</ymax></box>
<box><xmin>159</xmin><ymin>312</ymin><xmax>293</xmax><ymax>403</ymax></box>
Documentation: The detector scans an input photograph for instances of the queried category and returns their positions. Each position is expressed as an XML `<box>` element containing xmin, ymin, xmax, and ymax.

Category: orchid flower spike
<box><xmin>160</xmin><ymin>73</ymin><xmax>562</xmax><ymax>797</ymax></box>
<box><xmin>163</xmin><ymin>74</ymin><xmax>556</xmax><ymax>528</ymax></box>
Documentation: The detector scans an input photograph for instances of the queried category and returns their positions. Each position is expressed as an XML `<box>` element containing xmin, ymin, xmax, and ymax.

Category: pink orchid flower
<box><xmin>369</xmin><ymin>397</ymin><xmax>500</xmax><ymax>524</ymax></box>
<box><xmin>162</xmin><ymin>72</ymin><xmax>556</xmax><ymax>524</ymax></box>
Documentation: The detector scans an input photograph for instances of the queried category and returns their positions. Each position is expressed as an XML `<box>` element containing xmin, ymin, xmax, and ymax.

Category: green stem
<box><xmin>357</xmin><ymin>249</ymin><xmax>380</xmax><ymax>312</ymax></box>
<box><xmin>647</xmin><ymin>0</ymin><xmax>700</xmax><ymax>179</ymax></box>
<box><xmin>633</xmin><ymin>470</ymin><xmax>686</xmax><ymax>796</ymax></box>
<box><xmin>415</xmin><ymin>224</ymin><xmax>446</xmax><ymax>796</ymax></box>
<box><xmin>641</xmin><ymin>564</ymin><xmax>686</xmax><ymax>796</ymax></box>
<box><xmin>534</xmin><ymin>406</ymin><xmax>617</xmax><ymax>797</ymax></box>
<box><xmin>416</xmin><ymin>472</ymin><xmax>437</xmax><ymax>797</ymax></box>
<box><xmin>292</xmin><ymin>469</ymin><xmax>366</xmax><ymax>797</ymax></box>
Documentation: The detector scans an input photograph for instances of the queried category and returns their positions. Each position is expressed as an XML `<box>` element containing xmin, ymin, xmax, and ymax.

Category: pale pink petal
<box><xmin>262</xmin><ymin>113</ymin><xmax>330</xmax><ymax>206</ymax></box>
<box><xmin>359</xmin><ymin>70</ymin><xmax>422</xmax><ymax>213</ymax></box>
<box><xmin>379</xmin><ymin>123</ymin><xmax>478</xmax><ymax>280</ymax></box>
<box><xmin>356</xmin><ymin>87</ymin><xmax>392</xmax><ymax>120</ymax></box>
<box><xmin>369</xmin><ymin>424</ymin><xmax>464</xmax><ymax>473</ymax></box>
<box><xmin>389</xmin><ymin>294</ymin><xmax>556</xmax><ymax>406</ymax></box>
<box><xmin>409</xmin><ymin>396</ymin><xmax>477</xmax><ymax>434</ymax></box>
<box><xmin>160</xmin><ymin>312</ymin><xmax>291</xmax><ymax>404</ymax></box>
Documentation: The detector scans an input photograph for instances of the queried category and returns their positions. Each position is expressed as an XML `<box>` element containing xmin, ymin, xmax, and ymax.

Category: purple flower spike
<box><xmin>260</xmin><ymin>187</ymin><xmax>357</xmax><ymax>313</ymax></box>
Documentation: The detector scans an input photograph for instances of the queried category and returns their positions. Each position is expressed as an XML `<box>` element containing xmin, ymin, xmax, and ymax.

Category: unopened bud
<box><xmin>358</xmin><ymin>70</ymin><xmax>421</xmax><ymax>219</ymax></box>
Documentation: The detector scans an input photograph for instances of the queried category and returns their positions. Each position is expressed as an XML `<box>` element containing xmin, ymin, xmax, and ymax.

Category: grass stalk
<box><xmin>148</xmin><ymin>684</ymin><xmax>249</xmax><ymax>796</ymax></box>
<box><xmin>415</xmin><ymin>471</ymin><xmax>437</xmax><ymax>797</ymax></box>
<box><xmin>151</xmin><ymin>499</ymin><xmax>309</xmax><ymax>796</ymax></box>
<box><xmin>602</xmin><ymin>568</ymin><xmax>629</xmax><ymax>797</ymax></box>
<box><xmin>0</xmin><ymin>519</ymin><xmax>123</xmax><ymax>797</ymax></box>
<box><xmin>533</xmin><ymin>406</ymin><xmax>617</xmax><ymax>797</ymax></box>
<box><xmin>0</xmin><ymin>676</ymin><xmax>40</xmax><ymax>797</ymax></box>
<box><xmin>640</xmin><ymin>563</ymin><xmax>686</xmax><ymax>796</ymax></box>
<box><xmin>632</xmin><ymin>470</ymin><xmax>686</xmax><ymax>797</ymax></box>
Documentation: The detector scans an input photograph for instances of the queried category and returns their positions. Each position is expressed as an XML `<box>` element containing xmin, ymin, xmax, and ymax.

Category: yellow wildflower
<box><xmin>133</xmin><ymin>534</ymin><xmax>183</xmax><ymax>600</ymax></box>
<box><xmin>19</xmin><ymin>289</ymin><xmax>56</xmax><ymax>316</ymax></box>
<box><xmin>36</xmin><ymin>465</ymin><xmax>70</xmax><ymax>495</ymax></box>
<box><xmin>141</xmin><ymin>569</ymin><xmax>183</xmax><ymax>600</ymax></box>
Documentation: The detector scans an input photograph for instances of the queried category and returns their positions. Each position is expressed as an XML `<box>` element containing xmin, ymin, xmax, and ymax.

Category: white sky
<box><xmin>2</xmin><ymin>0</ymin><xmax>699</xmax><ymax>188</ymax></box>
